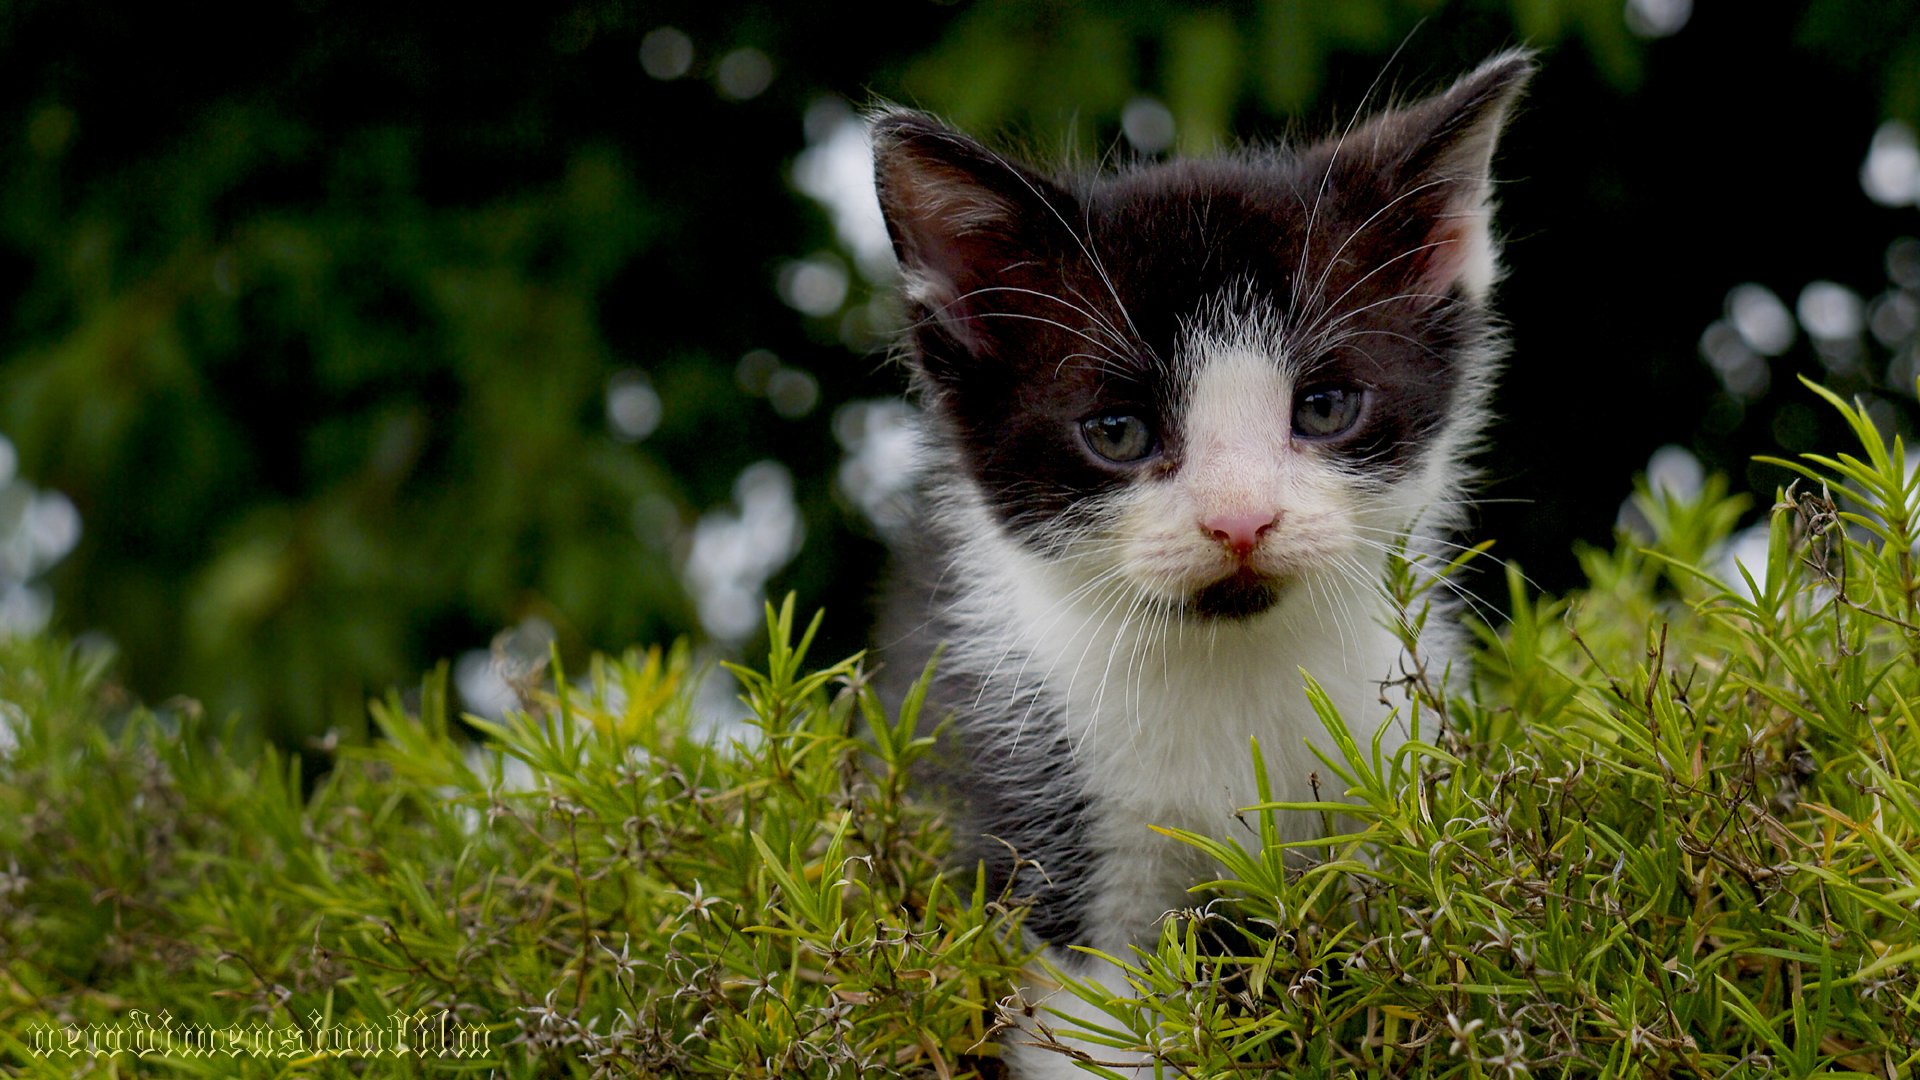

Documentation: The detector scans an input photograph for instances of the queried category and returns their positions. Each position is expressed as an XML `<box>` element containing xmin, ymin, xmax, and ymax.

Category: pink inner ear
<box><xmin>1413</xmin><ymin>213</ymin><xmax>1491</xmax><ymax>304</ymax></box>
<box><xmin>885</xmin><ymin>173</ymin><xmax>1015</xmax><ymax>355</ymax></box>
<box><xmin>922</xmin><ymin>281</ymin><xmax>985</xmax><ymax>353</ymax></box>
<box><xmin>896</xmin><ymin>231</ymin><xmax>987</xmax><ymax>352</ymax></box>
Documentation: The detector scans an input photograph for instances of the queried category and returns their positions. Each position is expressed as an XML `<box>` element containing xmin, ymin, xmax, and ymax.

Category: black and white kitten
<box><xmin>871</xmin><ymin>52</ymin><xmax>1533</xmax><ymax>1075</ymax></box>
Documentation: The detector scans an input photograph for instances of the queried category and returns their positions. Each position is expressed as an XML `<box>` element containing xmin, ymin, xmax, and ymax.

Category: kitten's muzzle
<box><xmin>1201</xmin><ymin>509</ymin><xmax>1282</xmax><ymax>560</ymax></box>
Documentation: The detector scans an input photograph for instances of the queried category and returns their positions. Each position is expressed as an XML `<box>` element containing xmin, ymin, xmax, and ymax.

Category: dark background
<box><xmin>2</xmin><ymin>0</ymin><xmax>1916</xmax><ymax>743</ymax></box>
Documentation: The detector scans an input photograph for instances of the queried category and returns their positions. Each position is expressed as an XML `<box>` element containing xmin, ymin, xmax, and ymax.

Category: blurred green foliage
<box><xmin>2</xmin><ymin>0</ymin><xmax>1918</xmax><ymax>741</ymax></box>
<box><xmin>6</xmin><ymin>128</ymin><xmax>688</xmax><ymax>736</ymax></box>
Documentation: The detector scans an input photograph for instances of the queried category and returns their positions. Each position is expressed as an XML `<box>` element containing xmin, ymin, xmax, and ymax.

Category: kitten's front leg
<box><xmin>1003</xmin><ymin>951</ymin><xmax>1161</xmax><ymax>1080</ymax></box>
<box><xmin>1000</xmin><ymin>839</ymin><xmax>1202</xmax><ymax>1079</ymax></box>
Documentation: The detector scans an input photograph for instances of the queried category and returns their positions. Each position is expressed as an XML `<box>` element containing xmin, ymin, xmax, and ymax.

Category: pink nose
<box><xmin>1201</xmin><ymin>510</ymin><xmax>1280</xmax><ymax>558</ymax></box>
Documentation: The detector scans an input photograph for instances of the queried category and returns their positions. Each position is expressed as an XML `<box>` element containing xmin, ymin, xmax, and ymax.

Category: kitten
<box><xmin>871</xmin><ymin>51</ymin><xmax>1533</xmax><ymax>1076</ymax></box>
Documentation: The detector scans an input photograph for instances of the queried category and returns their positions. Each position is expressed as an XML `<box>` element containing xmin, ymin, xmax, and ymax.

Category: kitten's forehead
<box><xmin>1180</xmin><ymin>337</ymin><xmax>1293</xmax><ymax>462</ymax></box>
<box><xmin>1085</xmin><ymin>163</ymin><xmax>1318</xmax><ymax>338</ymax></box>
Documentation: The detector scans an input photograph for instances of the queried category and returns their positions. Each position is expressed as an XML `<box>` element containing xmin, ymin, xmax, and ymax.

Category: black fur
<box><xmin>871</xmin><ymin>53</ymin><xmax>1534</xmax><ymax>949</ymax></box>
<box><xmin>876</xmin><ymin>527</ymin><xmax>1101</xmax><ymax>945</ymax></box>
<box><xmin>872</xmin><ymin>56</ymin><xmax>1528</xmax><ymax>553</ymax></box>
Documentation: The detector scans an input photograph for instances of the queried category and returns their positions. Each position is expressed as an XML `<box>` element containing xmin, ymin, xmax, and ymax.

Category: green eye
<box><xmin>1292</xmin><ymin>386</ymin><xmax>1364</xmax><ymax>438</ymax></box>
<box><xmin>1081</xmin><ymin>414</ymin><xmax>1157</xmax><ymax>463</ymax></box>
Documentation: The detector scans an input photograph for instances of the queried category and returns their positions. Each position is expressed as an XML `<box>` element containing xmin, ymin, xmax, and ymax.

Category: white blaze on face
<box><xmin>1181</xmin><ymin>345</ymin><xmax>1293</xmax><ymax>524</ymax></box>
<box><xmin>1114</xmin><ymin>337</ymin><xmax>1360</xmax><ymax>601</ymax></box>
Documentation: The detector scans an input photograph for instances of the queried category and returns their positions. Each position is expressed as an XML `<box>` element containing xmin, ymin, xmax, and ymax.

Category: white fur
<box><xmin>879</xmin><ymin>57</ymin><xmax>1529</xmax><ymax>1077</ymax></box>
<box><xmin>945</xmin><ymin>494</ymin><xmax>1413</xmax><ymax>1079</ymax></box>
<box><xmin>919</xmin><ymin>309</ymin><xmax>1476</xmax><ymax>1078</ymax></box>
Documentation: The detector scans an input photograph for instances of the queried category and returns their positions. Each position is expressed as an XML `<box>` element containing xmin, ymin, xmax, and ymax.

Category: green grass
<box><xmin>4</xmin><ymin>381</ymin><xmax>1919</xmax><ymax>1077</ymax></box>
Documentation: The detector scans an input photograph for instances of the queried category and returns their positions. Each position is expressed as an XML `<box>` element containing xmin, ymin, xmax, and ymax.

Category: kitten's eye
<box><xmin>1081</xmin><ymin>414</ymin><xmax>1157</xmax><ymax>463</ymax></box>
<box><xmin>1292</xmin><ymin>386</ymin><xmax>1364</xmax><ymax>438</ymax></box>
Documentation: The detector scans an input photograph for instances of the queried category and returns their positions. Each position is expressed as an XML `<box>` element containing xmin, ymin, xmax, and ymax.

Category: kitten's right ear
<box><xmin>869</xmin><ymin>109</ymin><xmax>1071</xmax><ymax>352</ymax></box>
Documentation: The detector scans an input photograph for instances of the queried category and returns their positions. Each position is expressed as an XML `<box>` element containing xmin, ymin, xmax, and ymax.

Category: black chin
<box><xmin>1188</xmin><ymin>570</ymin><xmax>1285</xmax><ymax>620</ymax></box>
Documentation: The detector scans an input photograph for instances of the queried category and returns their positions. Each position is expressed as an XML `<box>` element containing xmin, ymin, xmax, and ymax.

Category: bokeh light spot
<box><xmin>0</xmin><ymin>585</ymin><xmax>51</xmax><ymax>638</ymax></box>
<box><xmin>0</xmin><ymin>435</ymin><xmax>82</xmax><ymax>636</ymax></box>
<box><xmin>1122</xmin><ymin>97</ymin><xmax>1176</xmax><ymax>154</ymax></box>
<box><xmin>779</xmin><ymin>255</ymin><xmax>849</xmax><ymax>317</ymax></box>
<box><xmin>606</xmin><ymin>370</ymin><xmax>662</xmax><ymax>442</ymax></box>
<box><xmin>793</xmin><ymin>101</ymin><xmax>896</xmax><ymax>282</ymax></box>
<box><xmin>455</xmin><ymin>618</ymin><xmax>557</xmax><ymax>721</ymax></box>
<box><xmin>1699</xmin><ymin>320</ymin><xmax>1769</xmax><ymax>400</ymax></box>
<box><xmin>736</xmin><ymin>349</ymin><xmax>780</xmax><ymax>395</ymax></box>
<box><xmin>1725</xmin><ymin>283</ymin><xmax>1793</xmax><ymax>356</ymax></box>
<box><xmin>716</xmin><ymin>48</ymin><xmax>774</xmax><ymax>101</ymax></box>
<box><xmin>834</xmin><ymin>399</ymin><xmax>920</xmax><ymax>537</ymax></box>
<box><xmin>767</xmin><ymin>367</ymin><xmax>820</xmax><ymax>419</ymax></box>
<box><xmin>1646</xmin><ymin>444</ymin><xmax>1704</xmax><ymax>502</ymax></box>
<box><xmin>1888</xmin><ymin>237</ymin><xmax>1920</xmax><ymax>291</ymax></box>
<box><xmin>1797</xmin><ymin>281</ymin><xmax>1864</xmax><ymax>342</ymax></box>
<box><xmin>639</xmin><ymin>27</ymin><xmax>694</xmax><ymax>80</ymax></box>
<box><xmin>1862</xmin><ymin>121</ymin><xmax>1920</xmax><ymax>207</ymax></box>
<box><xmin>1869</xmin><ymin>290</ymin><xmax>1917</xmax><ymax>349</ymax></box>
<box><xmin>1716</xmin><ymin>522</ymin><xmax>1771</xmax><ymax>600</ymax></box>
<box><xmin>1625</xmin><ymin>0</ymin><xmax>1691</xmax><ymax>37</ymax></box>
<box><xmin>684</xmin><ymin>462</ymin><xmax>804</xmax><ymax>642</ymax></box>
<box><xmin>0</xmin><ymin>700</ymin><xmax>21</xmax><ymax>759</ymax></box>
<box><xmin>28</xmin><ymin>492</ymin><xmax>80</xmax><ymax>566</ymax></box>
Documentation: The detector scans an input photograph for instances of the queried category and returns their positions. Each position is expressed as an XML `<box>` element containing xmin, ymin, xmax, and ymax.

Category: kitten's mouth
<box><xmin>1187</xmin><ymin>567</ymin><xmax>1287</xmax><ymax>620</ymax></box>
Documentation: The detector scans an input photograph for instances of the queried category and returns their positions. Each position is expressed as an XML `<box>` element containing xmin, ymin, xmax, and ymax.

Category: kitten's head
<box><xmin>873</xmin><ymin>53</ymin><xmax>1533</xmax><ymax>621</ymax></box>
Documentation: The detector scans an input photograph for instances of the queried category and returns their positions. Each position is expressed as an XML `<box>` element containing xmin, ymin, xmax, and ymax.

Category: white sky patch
<box><xmin>834</xmin><ymin>398</ymin><xmax>920</xmax><ymax>536</ymax></box>
<box><xmin>1798</xmin><ymin>281</ymin><xmax>1865</xmax><ymax>343</ymax></box>
<box><xmin>1625</xmin><ymin>0</ymin><xmax>1691</xmax><ymax>37</ymax></box>
<box><xmin>0</xmin><ymin>585</ymin><xmax>51</xmax><ymax>637</ymax></box>
<box><xmin>793</xmin><ymin>100</ymin><xmax>897</xmax><ymax>283</ymax></box>
<box><xmin>606</xmin><ymin>369</ymin><xmax>662</xmax><ymax>442</ymax></box>
<box><xmin>1716</xmin><ymin>522</ymin><xmax>1772</xmax><ymax>601</ymax></box>
<box><xmin>1619</xmin><ymin>445</ymin><xmax>1704</xmax><ymax>541</ymax></box>
<box><xmin>1699</xmin><ymin>320</ymin><xmax>1769</xmax><ymax>400</ymax></box>
<box><xmin>1645</xmin><ymin>444</ymin><xmax>1704</xmax><ymax>502</ymax></box>
<box><xmin>455</xmin><ymin>617</ymin><xmax>558</xmax><ymax>722</ymax></box>
<box><xmin>1725</xmin><ymin>283</ymin><xmax>1794</xmax><ymax>356</ymax></box>
<box><xmin>0</xmin><ymin>432</ymin><xmax>80</xmax><ymax>638</ymax></box>
<box><xmin>778</xmin><ymin>254</ymin><xmax>849</xmax><ymax>317</ymax></box>
<box><xmin>1122</xmin><ymin>97</ymin><xmax>1176</xmax><ymax>154</ymax></box>
<box><xmin>690</xmin><ymin>655</ymin><xmax>763</xmax><ymax>744</ymax></box>
<box><xmin>0</xmin><ymin>700</ymin><xmax>21</xmax><ymax>760</ymax></box>
<box><xmin>462</xmin><ymin>742</ymin><xmax>540</xmax><ymax>797</ymax></box>
<box><xmin>684</xmin><ymin>461</ymin><xmax>804</xmax><ymax>643</ymax></box>
<box><xmin>1862</xmin><ymin>121</ymin><xmax>1920</xmax><ymax>208</ymax></box>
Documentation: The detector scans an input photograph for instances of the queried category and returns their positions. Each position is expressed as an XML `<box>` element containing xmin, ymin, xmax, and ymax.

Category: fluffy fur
<box><xmin>872</xmin><ymin>52</ymin><xmax>1534</xmax><ymax>1077</ymax></box>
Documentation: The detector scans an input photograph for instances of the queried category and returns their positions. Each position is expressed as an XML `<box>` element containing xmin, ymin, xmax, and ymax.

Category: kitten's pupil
<box><xmin>1292</xmin><ymin>386</ymin><xmax>1364</xmax><ymax>438</ymax></box>
<box><xmin>1081</xmin><ymin>414</ymin><xmax>1155</xmax><ymax>462</ymax></box>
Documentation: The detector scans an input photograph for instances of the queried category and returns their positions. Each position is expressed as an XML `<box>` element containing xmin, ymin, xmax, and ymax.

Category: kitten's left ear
<box><xmin>868</xmin><ymin>107</ymin><xmax>1076</xmax><ymax>356</ymax></box>
<box><xmin>1337</xmin><ymin>50</ymin><xmax>1537</xmax><ymax>302</ymax></box>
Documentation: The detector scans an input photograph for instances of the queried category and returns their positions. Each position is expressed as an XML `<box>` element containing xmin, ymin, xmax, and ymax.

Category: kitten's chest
<box><xmin>1018</xmin><ymin>584</ymin><xmax>1410</xmax><ymax>838</ymax></box>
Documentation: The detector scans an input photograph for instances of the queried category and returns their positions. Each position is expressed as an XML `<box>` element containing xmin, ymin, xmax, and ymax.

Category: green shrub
<box><xmin>3</xmin><ymin>382</ymin><xmax>1919</xmax><ymax>1077</ymax></box>
<box><xmin>0</xmin><ymin>600</ymin><xmax>1021</xmax><ymax>1077</ymax></box>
